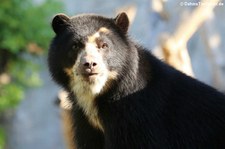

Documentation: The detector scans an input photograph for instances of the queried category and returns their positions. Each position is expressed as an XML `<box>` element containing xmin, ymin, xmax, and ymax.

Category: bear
<box><xmin>48</xmin><ymin>12</ymin><xmax>225</xmax><ymax>149</ymax></box>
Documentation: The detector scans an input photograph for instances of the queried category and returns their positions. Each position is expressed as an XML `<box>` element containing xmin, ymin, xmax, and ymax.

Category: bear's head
<box><xmin>48</xmin><ymin>13</ymin><xmax>138</xmax><ymax>99</ymax></box>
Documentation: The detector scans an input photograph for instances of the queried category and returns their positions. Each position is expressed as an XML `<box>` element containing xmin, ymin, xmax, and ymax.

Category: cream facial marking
<box><xmin>70</xmin><ymin>56</ymin><xmax>107</xmax><ymax>131</ymax></box>
<box><xmin>65</xmin><ymin>28</ymin><xmax>117</xmax><ymax>131</ymax></box>
<box><xmin>65</xmin><ymin>30</ymin><xmax>106</xmax><ymax>131</ymax></box>
<box><xmin>88</xmin><ymin>27</ymin><xmax>110</xmax><ymax>44</ymax></box>
<box><xmin>64</xmin><ymin>68</ymin><xmax>73</xmax><ymax>77</ymax></box>
<box><xmin>99</xmin><ymin>27</ymin><xmax>110</xmax><ymax>33</ymax></box>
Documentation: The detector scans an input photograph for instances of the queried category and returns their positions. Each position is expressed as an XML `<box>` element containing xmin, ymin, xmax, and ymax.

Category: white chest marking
<box><xmin>71</xmin><ymin>52</ymin><xmax>108</xmax><ymax>131</ymax></box>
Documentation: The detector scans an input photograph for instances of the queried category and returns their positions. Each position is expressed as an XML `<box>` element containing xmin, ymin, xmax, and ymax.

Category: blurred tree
<box><xmin>0</xmin><ymin>0</ymin><xmax>63</xmax><ymax>110</ymax></box>
<box><xmin>0</xmin><ymin>0</ymin><xmax>63</xmax><ymax>148</ymax></box>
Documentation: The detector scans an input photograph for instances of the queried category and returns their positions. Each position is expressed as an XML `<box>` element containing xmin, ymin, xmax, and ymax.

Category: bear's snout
<box><xmin>80</xmin><ymin>55</ymin><xmax>99</xmax><ymax>74</ymax></box>
<box><xmin>76</xmin><ymin>42</ymin><xmax>106</xmax><ymax>77</ymax></box>
<box><xmin>81</xmin><ymin>55</ymin><xmax>98</xmax><ymax>69</ymax></box>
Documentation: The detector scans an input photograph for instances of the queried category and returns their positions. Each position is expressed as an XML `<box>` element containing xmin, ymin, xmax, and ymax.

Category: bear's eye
<box><xmin>68</xmin><ymin>43</ymin><xmax>80</xmax><ymax>58</ymax></box>
<box><xmin>101</xmin><ymin>42</ymin><xmax>108</xmax><ymax>49</ymax></box>
<box><xmin>72</xmin><ymin>44</ymin><xmax>79</xmax><ymax>50</ymax></box>
<box><xmin>96</xmin><ymin>38</ymin><xmax>108</xmax><ymax>49</ymax></box>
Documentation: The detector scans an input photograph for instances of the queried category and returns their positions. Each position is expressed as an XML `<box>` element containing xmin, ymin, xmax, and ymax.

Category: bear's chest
<box><xmin>76</xmin><ymin>94</ymin><xmax>103</xmax><ymax>131</ymax></box>
<box><xmin>71</xmin><ymin>78</ymin><xmax>104</xmax><ymax>131</ymax></box>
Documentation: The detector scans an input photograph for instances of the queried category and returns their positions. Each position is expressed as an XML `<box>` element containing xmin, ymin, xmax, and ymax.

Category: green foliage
<box><xmin>0</xmin><ymin>0</ymin><xmax>63</xmax><ymax>111</ymax></box>
<box><xmin>0</xmin><ymin>83</ymin><xmax>24</xmax><ymax>111</ymax></box>
<box><xmin>0</xmin><ymin>0</ymin><xmax>62</xmax><ymax>53</ymax></box>
<box><xmin>0</xmin><ymin>128</ymin><xmax>5</xmax><ymax>149</ymax></box>
<box><xmin>0</xmin><ymin>0</ymin><xmax>64</xmax><ymax>147</ymax></box>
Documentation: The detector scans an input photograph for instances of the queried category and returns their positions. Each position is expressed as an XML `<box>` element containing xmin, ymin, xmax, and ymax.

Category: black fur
<box><xmin>48</xmin><ymin>13</ymin><xmax>225</xmax><ymax>149</ymax></box>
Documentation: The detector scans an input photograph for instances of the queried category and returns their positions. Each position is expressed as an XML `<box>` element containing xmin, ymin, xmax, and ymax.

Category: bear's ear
<box><xmin>52</xmin><ymin>13</ymin><xmax>70</xmax><ymax>34</ymax></box>
<box><xmin>114</xmin><ymin>12</ymin><xmax>129</xmax><ymax>34</ymax></box>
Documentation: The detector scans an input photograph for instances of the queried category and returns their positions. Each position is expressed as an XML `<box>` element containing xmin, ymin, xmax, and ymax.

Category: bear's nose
<box><xmin>83</xmin><ymin>61</ymin><xmax>97</xmax><ymax>68</ymax></box>
<box><xmin>81</xmin><ymin>56</ymin><xmax>98</xmax><ymax>70</ymax></box>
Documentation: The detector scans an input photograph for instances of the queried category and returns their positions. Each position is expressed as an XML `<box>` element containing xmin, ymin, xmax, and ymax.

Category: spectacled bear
<box><xmin>48</xmin><ymin>12</ymin><xmax>225</xmax><ymax>149</ymax></box>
